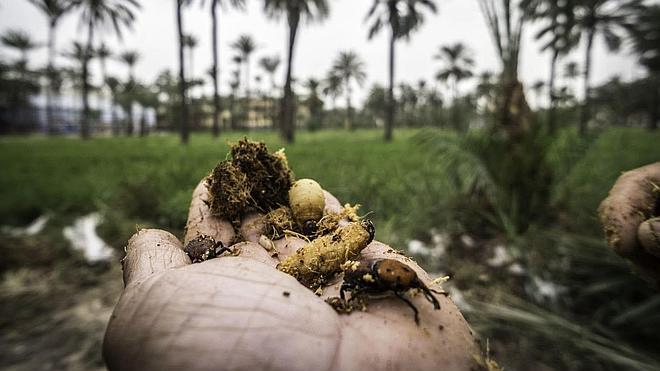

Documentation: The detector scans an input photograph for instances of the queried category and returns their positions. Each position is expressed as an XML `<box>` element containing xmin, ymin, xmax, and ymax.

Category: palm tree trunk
<box><xmin>346</xmin><ymin>79</ymin><xmax>353</xmax><ymax>130</ymax></box>
<box><xmin>230</xmin><ymin>92</ymin><xmax>236</xmax><ymax>130</ymax></box>
<box><xmin>46</xmin><ymin>21</ymin><xmax>56</xmax><ymax>135</ymax></box>
<box><xmin>281</xmin><ymin>13</ymin><xmax>299</xmax><ymax>144</ymax></box>
<box><xmin>81</xmin><ymin>19</ymin><xmax>93</xmax><ymax>140</ymax></box>
<box><xmin>211</xmin><ymin>0</ymin><xmax>221</xmax><ymax>138</ymax></box>
<box><xmin>385</xmin><ymin>29</ymin><xmax>396</xmax><ymax>142</ymax></box>
<box><xmin>580</xmin><ymin>28</ymin><xmax>595</xmax><ymax>136</ymax></box>
<box><xmin>139</xmin><ymin>109</ymin><xmax>147</xmax><ymax>136</ymax></box>
<box><xmin>245</xmin><ymin>57</ymin><xmax>251</xmax><ymax>128</ymax></box>
<box><xmin>111</xmin><ymin>94</ymin><xmax>119</xmax><ymax>136</ymax></box>
<box><xmin>548</xmin><ymin>50</ymin><xmax>559</xmax><ymax>134</ymax></box>
<box><xmin>177</xmin><ymin>0</ymin><xmax>189</xmax><ymax>144</ymax></box>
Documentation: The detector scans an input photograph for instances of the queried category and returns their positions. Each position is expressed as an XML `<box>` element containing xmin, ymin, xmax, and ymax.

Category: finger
<box><xmin>323</xmin><ymin>190</ymin><xmax>342</xmax><ymax>214</ymax></box>
<box><xmin>598</xmin><ymin>162</ymin><xmax>660</xmax><ymax>257</ymax></box>
<box><xmin>184</xmin><ymin>178</ymin><xmax>236</xmax><ymax>246</ymax></box>
<box><xmin>122</xmin><ymin>229</ymin><xmax>190</xmax><ymax>286</ymax></box>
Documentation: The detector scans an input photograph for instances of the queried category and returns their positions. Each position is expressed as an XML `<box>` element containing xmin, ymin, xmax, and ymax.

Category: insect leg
<box><xmin>340</xmin><ymin>282</ymin><xmax>352</xmax><ymax>301</ymax></box>
<box><xmin>394</xmin><ymin>291</ymin><xmax>420</xmax><ymax>325</ymax></box>
<box><xmin>214</xmin><ymin>241</ymin><xmax>232</xmax><ymax>256</ymax></box>
<box><xmin>422</xmin><ymin>286</ymin><xmax>441</xmax><ymax>310</ymax></box>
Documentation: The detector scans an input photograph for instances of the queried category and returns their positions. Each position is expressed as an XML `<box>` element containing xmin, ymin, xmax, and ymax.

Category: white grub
<box><xmin>63</xmin><ymin>213</ymin><xmax>113</xmax><ymax>263</ymax></box>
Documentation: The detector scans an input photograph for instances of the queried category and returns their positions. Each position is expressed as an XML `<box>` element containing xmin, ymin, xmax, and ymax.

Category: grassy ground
<box><xmin>1</xmin><ymin>127</ymin><xmax>659</xmax><ymax>370</ymax></box>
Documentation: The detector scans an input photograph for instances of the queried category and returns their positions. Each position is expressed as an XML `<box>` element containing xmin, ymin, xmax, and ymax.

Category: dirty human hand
<box><xmin>103</xmin><ymin>179</ymin><xmax>480</xmax><ymax>370</ymax></box>
<box><xmin>599</xmin><ymin>162</ymin><xmax>660</xmax><ymax>286</ymax></box>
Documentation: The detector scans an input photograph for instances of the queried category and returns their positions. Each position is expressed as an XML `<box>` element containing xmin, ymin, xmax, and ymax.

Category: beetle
<box><xmin>339</xmin><ymin>258</ymin><xmax>444</xmax><ymax>324</ymax></box>
<box><xmin>184</xmin><ymin>234</ymin><xmax>232</xmax><ymax>263</ymax></box>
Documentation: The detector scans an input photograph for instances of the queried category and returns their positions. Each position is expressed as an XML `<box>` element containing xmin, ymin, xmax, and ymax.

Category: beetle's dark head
<box><xmin>302</xmin><ymin>220</ymin><xmax>317</xmax><ymax>236</ymax></box>
<box><xmin>361</xmin><ymin>219</ymin><xmax>375</xmax><ymax>244</ymax></box>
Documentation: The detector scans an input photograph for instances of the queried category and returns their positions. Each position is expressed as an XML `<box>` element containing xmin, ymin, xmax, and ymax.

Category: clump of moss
<box><xmin>230</xmin><ymin>139</ymin><xmax>292</xmax><ymax>212</ymax></box>
<box><xmin>207</xmin><ymin>162</ymin><xmax>251</xmax><ymax>222</ymax></box>
<box><xmin>207</xmin><ymin>139</ymin><xmax>293</xmax><ymax>223</ymax></box>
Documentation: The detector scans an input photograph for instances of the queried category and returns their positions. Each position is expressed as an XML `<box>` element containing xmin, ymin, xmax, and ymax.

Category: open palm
<box><xmin>103</xmin><ymin>179</ymin><xmax>479</xmax><ymax>370</ymax></box>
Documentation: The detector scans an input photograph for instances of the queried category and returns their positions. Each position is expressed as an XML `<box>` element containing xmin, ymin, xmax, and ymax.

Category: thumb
<box><xmin>122</xmin><ymin>229</ymin><xmax>191</xmax><ymax>286</ymax></box>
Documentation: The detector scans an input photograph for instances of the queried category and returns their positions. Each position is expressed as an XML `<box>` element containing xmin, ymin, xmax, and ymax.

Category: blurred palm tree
<box><xmin>70</xmin><ymin>0</ymin><xmax>140</xmax><ymax>139</ymax></box>
<box><xmin>331</xmin><ymin>50</ymin><xmax>366</xmax><ymax>130</ymax></box>
<box><xmin>231</xmin><ymin>34</ymin><xmax>256</xmax><ymax>100</ymax></box>
<box><xmin>322</xmin><ymin>72</ymin><xmax>342</xmax><ymax>110</ymax></box>
<box><xmin>435</xmin><ymin>42</ymin><xmax>474</xmax><ymax>131</ymax></box>
<box><xmin>175</xmin><ymin>0</ymin><xmax>190</xmax><ymax>143</ymax></box>
<box><xmin>229</xmin><ymin>68</ymin><xmax>240</xmax><ymax>130</ymax></box>
<box><xmin>574</xmin><ymin>0</ymin><xmax>641</xmax><ymax>135</ymax></box>
<box><xmin>1</xmin><ymin>29</ymin><xmax>39</xmax><ymax>66</ymax></box>
<box><xmin>259</xmin><ymin>55</ymin><xmax>280</xmax><ymax>98</ymax></box>
<box><xmin>182</xmin><ymin>34</ymin><xmax>198</xmax><ymax>80</ymax></box>
<box><xmin>105</xmin><ymin>76</ymin><xmax>121</xmax><ymax>135</ymax></box>
<box><xmin>61</xmin><ymin>41</ymin><xmax>90</xmax><ymax>112</ymax></box>
<box><xmin>434</xmin><ymin>42</ymin><xmax>474</xmax><ymax>100</ymax></box>
<box><xmin>231</xmin><ymin>34</ymin><xmax>256</xmax><ymax>123</ymax></box>
<box><xmin>522</xmin><ymin>0</ymin><xmax>579</xmax><ymax>134</ymax></box>
<box><xmin>263</xmin><ymin>0</ymin><xmax>329</xmax><ymax>143</ymax></box>
<box><xmin>28</xmin><ymin>0</ymin><xmax>74</xmax><ymax>135</ymax></box>
<box><xmin>563</xmin><ymin>61</ymin><xmax>580</xmax><ymax>94</ymax></box>
<box><xmin>206</xmin><ymin>0</ymin><xmax>245</xmax><ymax>137</ymax></box>
<box><xmin>258</xmin><ymin>55</ymin><xmax>281</xmax><ymax>128</ymax></box>
<box><xmin>119</xmin><ymin>50</ymin><xmax>140</xmax><ymax>82</ymax></box>
<box><xmin>303</xmin><ymin>77</ymin><xmax>323</xmax><ymax>131</ymax></box>
<box><xmin>96</xmin><ymin>43</ymin><xmax>112</xmax><ymax>85</ymax></box>
<box><xmin>478</xmin><ymin>0</ymin><xmax>530</xmax><ymax>137</ymax></box>
<box><xmin>366</xmin><ymin>0</ymin><xmax>437</xmax><ymax>141</ymax></box>
<box><xmin>119</xmin><ymin>50</ymin><xmax>140</xmax><ymax>135</ymax></box>
<box><xmin>624</xmin><ymin>4</ymin><xmax>660</xmax><ymax>130</ymax></box>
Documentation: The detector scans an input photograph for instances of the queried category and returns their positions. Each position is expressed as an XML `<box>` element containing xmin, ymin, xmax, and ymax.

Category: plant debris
<box><xmin>207</xmin><ymin>138</ymin><xmax>293</xmax><ymax>223</ymax></box>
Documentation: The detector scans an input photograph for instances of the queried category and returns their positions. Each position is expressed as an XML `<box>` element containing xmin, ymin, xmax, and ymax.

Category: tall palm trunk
<box><xmin>580</xmin><ymin>28</ymin><xmax>595</xmax><ymax>136</ymax></box>
<box><xmin>245</xmin><ymin>57</ymin><xmax>250</xmax><ymax>127</ymax></box>
<box><xmin>385</xmin><ymin>26</ymin><xmax>396</xmax><ymax>141</ymax></box>
<box><xmin>111</xmin><ymin>93</ymin><xmax>119</xmax><ymax>136</ymax></box>
<box><xmin>548</xmin><ymin>50</ymin><xmax>559</xmax><ymax>134</ymax></box>
<box><xmin>81</xmin><ymin>18</ymin><xmax>93</xmax><ymax>140</ymax></box>
<box><xmin>46</xmin><ymin>20</ymin><xmax>57</xmax><ymax>135</ymax></box>
<box><xmin>281</xmin><ymin>13</ymin><xmax>299</xmax><ymax>143</ymax></box>
<box><xmin>345</xmin><ymin>78</ymin><xmax>353</xmax><ymax>130</ymax></box>
<box><xmin>211</xmin><ymin>0</ymin><xmax>221</xmax><ymax>138</ymax></box>
<box><xmin>177</xmin><ymin>0</ymin><xmax>189</xmax><ymax>144</ymax></box>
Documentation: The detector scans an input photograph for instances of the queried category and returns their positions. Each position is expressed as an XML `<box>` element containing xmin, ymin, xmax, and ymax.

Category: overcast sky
<box><xmin>0</xmin><ymin>0</ymin><xmax>647</xmax><ymax>107</ymax></box>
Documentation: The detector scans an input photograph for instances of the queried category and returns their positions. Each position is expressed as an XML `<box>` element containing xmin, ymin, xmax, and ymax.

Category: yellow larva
<box><xmin>288</xmin><ymin>179</ymin><xmax>325</xmax><ymax>231</ymax></box>
<box><xmin>277</xmin><ymin>220</ymin><xmax>375</xmax><ymax>288</ymax></box>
